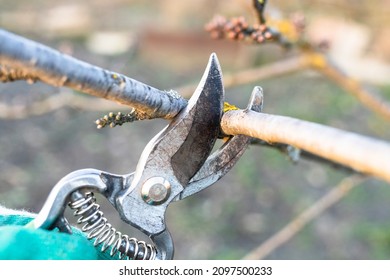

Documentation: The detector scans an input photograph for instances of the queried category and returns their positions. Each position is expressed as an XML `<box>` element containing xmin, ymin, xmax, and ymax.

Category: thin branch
<box><xmin>243</xmin><ymin>175</ymin><xmax>365</xmax><ymax>260</ymax></box>
<box><xmin>0</xmin><ymin>92</ymin><xmax>72</xmax><ymax>119</ymax></box>
<box><xmin>176</xmin><ymin>55</ymin><xmax>308</xmax><ymax>97</ymax></box>
<box><xmin>253</xmin><ymin>0</ymin><xmax>268</xmax><ymax>24</ymax></box>
<box><xmin>221</xmin><ymin>110</ymin><xmax>390</xmax><ymax>183</ymax></box>
<box><xmin>0</xmin><ymin>91</ymin><xmax>129</xmax><ymax>119</ymax></box>
<box><xmin>95</xmin><ymin>109</ymin><xmax>148</xmax><ymax>129</ymax></box>
<box><xmin>306</xmin><ymin>52</ymin><xmax>390</xmax><ymax>121</ymax></box>
<box><xmin>0</xmin><ymin>29</ymin><xmax>187</xmax><ymax>120</ymax></box>
<box><xmin>224</xmin><ymin>55</ymin><xmax>308</xmax><ymax>87</ymax></box>
<box><xmin>205</xmin><ymin>2</ymin><xmax>390</xmax><ymax>122</ymax></box>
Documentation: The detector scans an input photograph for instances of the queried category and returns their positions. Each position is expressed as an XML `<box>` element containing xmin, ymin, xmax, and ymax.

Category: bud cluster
<box><xmin>95</xmin><ymin>109</ymin><xmax>139</xmax><ymax>129</ymax></box>
<box><xmin>205</xmin><ymin>15</ymin><xmax>285</xmax><ymax>45</ymax></box>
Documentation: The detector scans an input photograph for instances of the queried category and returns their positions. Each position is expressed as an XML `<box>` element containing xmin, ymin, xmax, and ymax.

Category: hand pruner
<box><xmin>28</xmin><ymin>53</ymin><xmax>263</xmax><ymax>260</ymax></box>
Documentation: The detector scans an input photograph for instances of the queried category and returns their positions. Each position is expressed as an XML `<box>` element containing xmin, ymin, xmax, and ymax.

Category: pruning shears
<box><xmin>28</xmin><ymin>53</ymin><xmax>263</xmax><ymax>260</ymax></box>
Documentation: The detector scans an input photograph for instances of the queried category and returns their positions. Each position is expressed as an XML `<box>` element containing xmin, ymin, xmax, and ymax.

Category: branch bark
<box><xmin>0</xmin><ymin>29</ymin><xmax>187</xmax><ymax>120</ymax></box>
<box><xmin>221</xmin><ymin>110</ymin><xmax>390</xmax><ymax>183</ymax></box>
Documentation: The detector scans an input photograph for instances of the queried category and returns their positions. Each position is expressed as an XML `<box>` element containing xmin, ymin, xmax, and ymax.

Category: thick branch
<box><xmin>0</xmin><ymin>29</ymin><xmax>187</xmax><ymax>119</ymax></box>
<box><xmin>221</xmin><ymin>110</ymin><xmax>390</xmax><ymax>183</ymax></box>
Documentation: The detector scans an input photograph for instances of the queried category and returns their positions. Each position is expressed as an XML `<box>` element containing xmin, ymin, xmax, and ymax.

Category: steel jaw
<box><xmin>175</xmin><ymin>85</ymin><xmax>264</xmax><ymax>201</ymax></box>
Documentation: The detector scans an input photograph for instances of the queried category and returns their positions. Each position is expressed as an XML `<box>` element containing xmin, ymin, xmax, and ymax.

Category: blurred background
<box><xmin>1</xmin><ymin>0</ymin><xmax>390</xmax><ymax>259</ymax></box>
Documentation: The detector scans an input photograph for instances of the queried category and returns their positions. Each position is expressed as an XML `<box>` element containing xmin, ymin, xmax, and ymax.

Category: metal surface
<box><xmin>176</xmin><ymin>86</ymin><xmax>263</xmax><ymax>200</ymax></box>
<box><xmin>141</xmin><ymin>177</ymin><xmax>171</xmax><ymax>205</ymax></box>
<box><xmin>31</xmin><ymin>53</ymin><xmax>262</xmax><ymax>260</ymax></box>
<box><xmin>30</xmin><ymin>168</ymin><xmax>109</xmax><ymax>231</ymax></box>
<box><xmin>69</xmin><ymin>191</ymin><xmax>157</xmax><ymax>260</ymax></box>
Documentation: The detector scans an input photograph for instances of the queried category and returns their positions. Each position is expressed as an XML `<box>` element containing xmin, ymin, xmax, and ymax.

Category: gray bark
<box><xmin>0</xmin><ymin>29</ymin><xmax>187</xmax><ymax>119</ymax></box>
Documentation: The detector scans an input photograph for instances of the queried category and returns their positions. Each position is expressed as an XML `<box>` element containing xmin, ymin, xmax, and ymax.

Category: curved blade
<box><xmin>170</xmin><ymin>53</ymin><xmax>224</xmax><ymax>185</ymax></box>
<box><xmin>176</xmin><ymin>86</ymin><xmax>264</xmax><ymax>200</ymax></box>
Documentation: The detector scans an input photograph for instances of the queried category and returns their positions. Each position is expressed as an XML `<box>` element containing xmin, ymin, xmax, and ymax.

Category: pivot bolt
<box><xmin>141</xmin><ymin>177</ymin><xmax>171</xmax><ymax>205</ymax></box>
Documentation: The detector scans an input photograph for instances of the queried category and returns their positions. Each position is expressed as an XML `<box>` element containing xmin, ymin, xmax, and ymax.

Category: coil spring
<box><xmin>68</xmin><ymin>191</ymin><xmax>157</xmax><ymax>260</ymax></box>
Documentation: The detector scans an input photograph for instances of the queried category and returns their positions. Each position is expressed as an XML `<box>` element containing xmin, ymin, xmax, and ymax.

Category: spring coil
<box><xmin>68</xmin><ymin>191</ymin><xmax>157</xmax><ymax>260</ymax></box>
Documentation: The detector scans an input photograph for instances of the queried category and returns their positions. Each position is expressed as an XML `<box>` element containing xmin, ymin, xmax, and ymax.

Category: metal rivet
<box><xmin>141</xmin><ymin>177</ymin><xmax>171</xmax><ymax>205</ymax></box>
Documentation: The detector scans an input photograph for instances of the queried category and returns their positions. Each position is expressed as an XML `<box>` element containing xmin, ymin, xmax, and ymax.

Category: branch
<box><xmin>307</xmin><ymin>52</ymin><xmax>390</xmax><ymax>121</ymax></box>
<box><xmin>176</xmin><ymin>55</ymin><xmax>308</xmax><ymax>97</ymax></box>
<box><xmin>205</xmin><ymin>2</ymin><xmax>390</xmax><ymax>122</ymax></box>
<box><xmin>0</xmin><ymin>90</ymin><xmax>130</xmax><ymax>119</ymax></box>
<box><xmin>0</xmin><ymin>29</ymin><xmax>187</xmax><ymax>120</ymax></box>
<box><xmin>253</xmin><ymin>0</ymin><xmax>268</xmax><ymax>24</ymax></box>
<box><xmin>221</xmin><ymin>109</ymin><xmax>390</xmax><ymax>183</ymax></box>
<box><xmin>243</xmin><ymin>175</ymin><xmax>365</xmax><ymax>260</ymax></box>
<box><xmin>0</xmin><ymin>55</ymin><xmax>307</xmax><ymax>119</ymax></box>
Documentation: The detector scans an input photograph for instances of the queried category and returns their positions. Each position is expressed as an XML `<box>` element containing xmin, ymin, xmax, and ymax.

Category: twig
<box><xmin>206</xmin><ymin>1</ymin><xmax>390</xmax><ymax>122</ymax></box>
<box><xmin>243</xmin><ymin>175</ymin><xmax>365</xmax><ymax>259</ymax></box>
<box><xmin>0</xmin><ymin>91</ymin><xmax>130</xmax><ymax>119</ymax></box>
<box><xmin>306</xmin><ymin>52</ymin><xmax>390</xmax><ymax>121</ymax></box>
<box><xmin>0</xmin><ymin>29</ymin><xmax>187</xmax><ymax>120</ymax></box>
<box><xmin>0</xmin><ymin>92</ymin><xmax>72</xmax><ymax>119</ymax></box>
<box><xmin>176</xmin><ymin>55</ymin><xmax>308</xmax><ymax>97</ymax></box>
<box><xmin>221</xmin><ymin>109</ymin><xmax>390</xmax><ymax>183</ymax></box>
<box><xmin>95</xmin><ymin>109</ymin><xmax>147</xmax><ymax>129</ymax></box>
<box><xmin>223</xmin><ymin>55</ymin><xmax>308</xmax><ymax>88</ymax></box>
<box><xmin>204</xmin><ymin>15</ymin><xmax>292</xmax><ymax>48</ymax></box>
<box><xmin>253</xmin><ymin>0</ymin><xmax>268</xmax><ymax>24</ymax></box>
